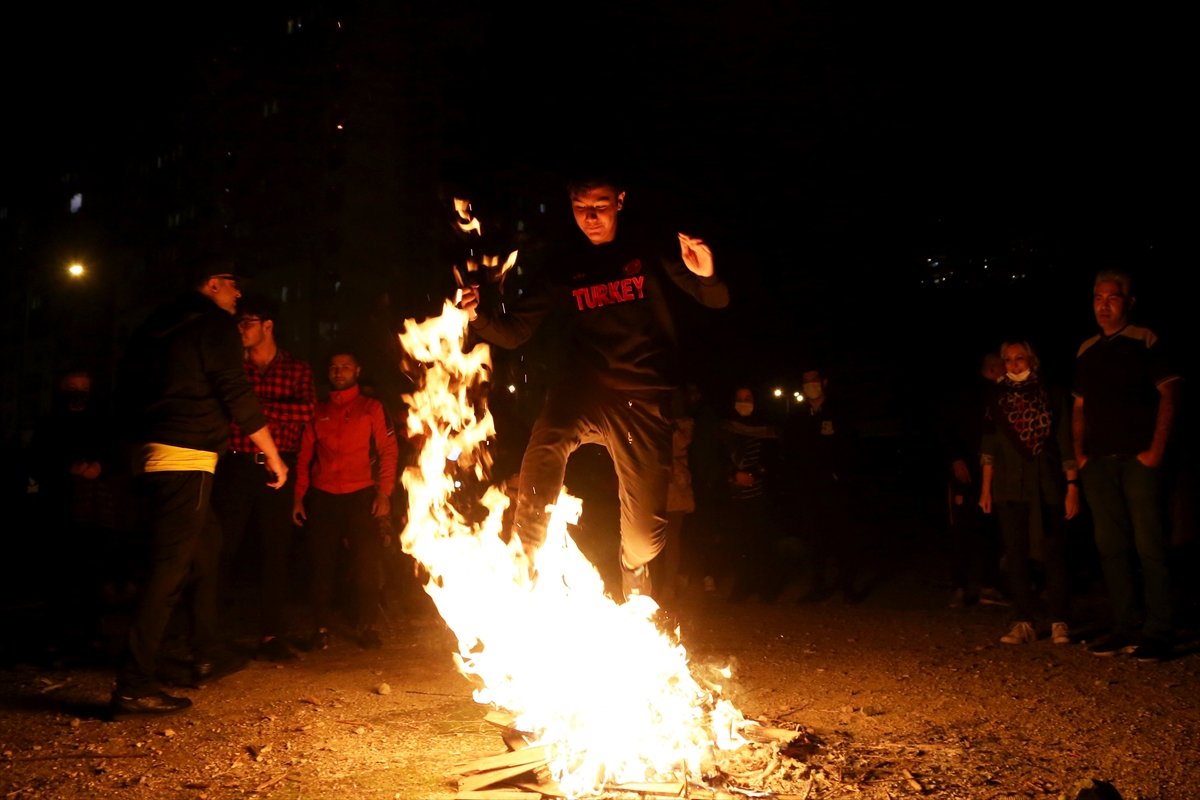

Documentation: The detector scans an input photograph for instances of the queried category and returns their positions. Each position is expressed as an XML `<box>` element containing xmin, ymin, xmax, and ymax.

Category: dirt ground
<box><xmin>2</xmin><ymin>516</ymin><xmax>1198</xmax><ymax>800</ymax></box>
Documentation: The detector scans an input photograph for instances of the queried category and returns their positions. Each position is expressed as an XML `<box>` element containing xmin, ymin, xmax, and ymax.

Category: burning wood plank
<box><xmin>610</xmin><ymin>780</ymin><xmax>687</xmax><ymax>795</ymax></box>
<box><xmin>513</xmin><ymin>779</ymin><xmax>563</xmax><ymax>797</ymax></box>
<box><xmin>484</xmin><ymin>709</ymin><xmax>518</xmax><ymax>729</ymax></box>
<box><xmin>457</xmin><ymin>760</ymin><xmax>549</xmax><ymax>794</ymax></box>
<box><xmin>459</xmin><ymin>716</ymin><xmax>816</xmax><ymax>798</ymax></box>
<box><xmin>484</xmin><ymin>709</ymin><xmax>535</xmax><ymax>751</ymax></box>
<box><xmin>456</xmin><ymin>791</ymin><xmax>542</xmax><ymax>800</ymax></box>
<box><xmin>455</xmin><ymin>745</ymin><xmax>550</xmax><ymax>774</ymax></box>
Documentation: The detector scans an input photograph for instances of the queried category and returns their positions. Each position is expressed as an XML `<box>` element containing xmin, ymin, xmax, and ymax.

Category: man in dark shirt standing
<box><xmin>110</xmin><ymin>256</ymin><xmax>288</xmax><ymax>719</ymax></box>
<box><xmin>457</xmin><ymin>174</ymin><xmax>729</xmax><ymax>601</ymax></box>
<box><xmin>1073</xmin><ymin>268</ymin><xmax>1180</xmax><ymax>662</ymax></box>
<box><xmin>212</xmin><ymin>294</ymin><xmax>315</xmax><ymax>663</ymax></box>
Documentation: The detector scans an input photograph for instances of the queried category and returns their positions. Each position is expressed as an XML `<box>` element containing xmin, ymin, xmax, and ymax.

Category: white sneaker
<box><xmin>620</xmin><ymin>561</ymin><xmax>652</xmax><ymax>602</ymax></box>
<box><xmin>1000</xmin><ymin>621</ymin><xmax>1036</xmax><ymax>645</ymax></box>
<box><xmin>1051</xmin><ymin>621</ymin><xmax>1071</xmax><ymax>645</ymax></box>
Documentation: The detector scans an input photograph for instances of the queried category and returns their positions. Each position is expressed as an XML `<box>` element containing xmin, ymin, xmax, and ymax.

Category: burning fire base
<box><xmin>452</xmin><ymin>710</ymin><xmax>822</xmax><ymax>799</ymax></box>
<box><xmin>398</xmin><ymin>303</ymin><xmax>821</xmax><ymax>799</ymax></box>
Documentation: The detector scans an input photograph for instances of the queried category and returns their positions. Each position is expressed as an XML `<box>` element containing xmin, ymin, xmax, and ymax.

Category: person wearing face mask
<box><xmin>782</xmin><ymin>367</ymin><xmax>862</xmax><ymax>603</ymax></box>
<box><xmin>979</xmin><ymin>341</ymin><xmax>1079</xmax><ymax>646</ymax></box>
<box><xmin>712</xmin><ymin>385</ymin><xmax>784</xmax><ymax>601</ymax></box>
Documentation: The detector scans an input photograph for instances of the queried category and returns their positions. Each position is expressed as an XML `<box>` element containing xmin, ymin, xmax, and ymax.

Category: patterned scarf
<box><xmin>992</xmin><ymin>374</ymin><xmax>1052</xmax><ymax>457</ymax></box>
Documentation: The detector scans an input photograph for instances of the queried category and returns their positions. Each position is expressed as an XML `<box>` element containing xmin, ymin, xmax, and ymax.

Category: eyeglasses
<box><xmin>237</xmin><ymin>316</ymin><xmax>262</xmax><ymax>328</ymax></box>
<box><xmin>212</xmin><ymin>273</ymin><xmax>240</xmax><ymax>288</ymax></box>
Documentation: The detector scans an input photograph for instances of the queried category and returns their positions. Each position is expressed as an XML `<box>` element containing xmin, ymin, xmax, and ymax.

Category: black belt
<box><xmin>228</xmin><ymin>450</ymin><xmax>268</xmax><ymax>464</ymax></box>
<box><xmin>228</xmin><ymin>450</ymin><xmax>298</xmax><ymax>464</ymax></box>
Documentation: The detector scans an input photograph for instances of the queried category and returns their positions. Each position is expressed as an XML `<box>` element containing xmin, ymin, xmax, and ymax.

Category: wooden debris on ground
<box><xmin>451</xmin><ymin>715</ymin><xmax>824</xmax><ymax>799</ymax></box>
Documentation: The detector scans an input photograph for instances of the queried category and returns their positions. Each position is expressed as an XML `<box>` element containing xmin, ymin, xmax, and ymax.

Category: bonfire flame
<box><xmin>452</xmin><ymin>197</ymin><xmax>519</xmax><ymax>294</ymax></box>
<box><xmin>398</xmin><ymin>302</ymin><xmax>747</xmax><ymax>798</ymax></box>
<box><xmin>454</xmin><ymin>197</ymin><xmax>482</xmax><ymax>236</ymax></box>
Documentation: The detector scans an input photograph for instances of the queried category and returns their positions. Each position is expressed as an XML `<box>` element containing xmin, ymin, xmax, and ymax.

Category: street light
<box><xmin>772</xmin><ymin>386</ymin><xmax>805</xmax><ymax>413</ymax></box>
<box><xmin>67</xmin><ymin>262</ymin><xmax>85</xmax><ymax>278</ymax></box>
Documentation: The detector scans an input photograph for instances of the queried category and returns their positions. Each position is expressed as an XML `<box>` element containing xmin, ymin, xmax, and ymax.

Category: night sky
<box><xmin>8</xmin><ymin>6</ymin><xmax>1179</xmax><ymax>235</ymax></box>
<box><xmin>4</xmin><ymin>4</ymin><xmax>1185</xmax><ymax>410</ymax></box>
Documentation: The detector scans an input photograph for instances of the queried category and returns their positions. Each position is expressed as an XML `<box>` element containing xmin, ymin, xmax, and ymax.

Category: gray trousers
<box><xmin>513</xmin><ymin>383</ymin><xmax>672</xmax><ymax>570</ymax></box>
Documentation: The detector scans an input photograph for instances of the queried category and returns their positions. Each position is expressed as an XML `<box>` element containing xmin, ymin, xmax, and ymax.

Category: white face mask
<box><xmin>802</xmin><ymin>382</ymin><xmax>823</xmax><ymax>401</ymax></box>
<box><xmin>734</xmin><ymin>401</ymin><xmax>754</xmax><ymax>417</ymax></box>
<box><xmin>1006</xmin><ymin>370</ymin><xmax>1031</xmax><ymax>383</ymax></box>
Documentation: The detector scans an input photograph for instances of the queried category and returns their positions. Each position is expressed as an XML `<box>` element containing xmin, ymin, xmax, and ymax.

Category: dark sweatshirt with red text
<box><xmin>469</xmin><ymin>229</ymin><xmax>729</xmax><ymax>397</ymax></box>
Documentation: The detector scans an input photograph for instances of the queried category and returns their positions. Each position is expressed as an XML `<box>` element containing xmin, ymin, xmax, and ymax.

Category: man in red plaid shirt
<box><xmin>211</xmin><ymin>294</ymin><xmax>316</xmax><ymax>662</ymax></box>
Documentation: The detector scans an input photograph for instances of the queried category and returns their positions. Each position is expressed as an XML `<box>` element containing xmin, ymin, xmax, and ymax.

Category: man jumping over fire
<box><xmin>457</xmin><ymin>172</ymin><xmax>729</xmax><ymax>601</ymax></box>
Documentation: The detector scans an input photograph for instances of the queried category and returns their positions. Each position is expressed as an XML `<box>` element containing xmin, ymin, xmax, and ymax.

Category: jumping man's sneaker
<box><xmin>620</xmin><ymin>556</ymin><xmax>653</xmax><ymax>602</ymax></box>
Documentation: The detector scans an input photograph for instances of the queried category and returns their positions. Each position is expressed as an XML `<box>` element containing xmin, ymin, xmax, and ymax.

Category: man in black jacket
<box><xmin>458</xmin><ymin>175</ymin><xmax>729</xmax><ymax>601</ymax></box>
<box><xmin>109</xmin><ymin>256</ymin><xmax>288</xmax><ymax>719</ymax></box>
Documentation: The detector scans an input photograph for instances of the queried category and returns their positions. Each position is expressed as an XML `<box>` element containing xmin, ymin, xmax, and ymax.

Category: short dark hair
<box><xmin>326</xmin><ymin>343</ymin><xmax>359</xmax><ymax>364</ymax></box>
<box><xmin>566</xmin><ymin>172</ymin><xmax>625</xmax><ymax>198</ymax></box>
<box><xmin>187</xmin><ymin>253</ymin><xmax>238</xmax><ymax>288</ymax></box>
<box><xmin>237</xmin><ymin>293</ymin><xmax>279</xmax><ymax>324</ymax></box>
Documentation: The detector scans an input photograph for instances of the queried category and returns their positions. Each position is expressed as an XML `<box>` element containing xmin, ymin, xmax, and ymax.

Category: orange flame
<box><xmin>454</xmin><ymin>197</ymin><xmax>482</xmax><ymax>236</ymax></box>
<box><xmin>398</xmin><ymin>302</ymin><xmax>746</xmax><ymax>798</ymax></box>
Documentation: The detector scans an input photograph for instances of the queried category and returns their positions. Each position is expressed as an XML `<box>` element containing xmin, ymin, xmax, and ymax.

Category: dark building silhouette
<box><xmin>0</xmin><ymin>5</ymin><xmax>567</xmax><ymax>444</ymax></box>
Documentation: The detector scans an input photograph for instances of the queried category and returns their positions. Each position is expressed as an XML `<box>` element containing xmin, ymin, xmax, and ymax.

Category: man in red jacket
<box><xmin>293</xmin><ymin>348</ymin><xmax>398</xmax><ymax>650</ymax></box>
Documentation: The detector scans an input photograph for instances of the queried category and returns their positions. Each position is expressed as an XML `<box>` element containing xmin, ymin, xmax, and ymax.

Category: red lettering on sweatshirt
<box><xmin>572</xmin><ymin>275</ymin><xmax>645</xmax><ymax>310</ymax></box>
